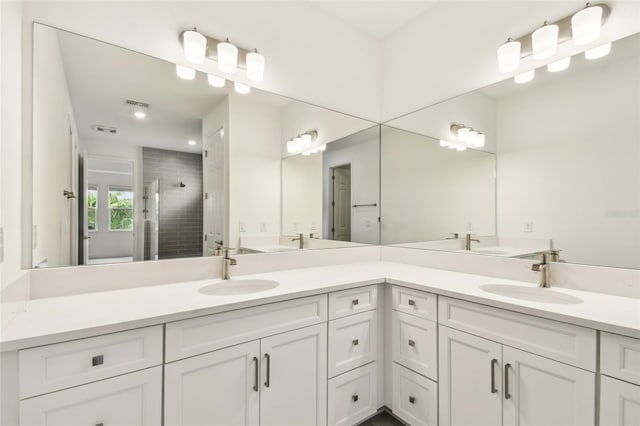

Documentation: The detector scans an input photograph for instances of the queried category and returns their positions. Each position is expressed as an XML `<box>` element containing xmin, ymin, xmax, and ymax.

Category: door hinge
<box><xmin>331</xmin><ymin>227</ymin><xmax>335</xmax><ymax>233</ymax></box>
<box><xmin>204</xmin><ymin>150</ymin><xmax>208</xmax><ymax>158</ymax></box>
<box><xmin>331</xmin><ymin>201</ymin><xmax>335</xmax><ymax>207</ymax></box>
<box><xmin>378</xmin><ymin>217</ymin><xmax>381</xmax><ymax>223</ymax></box>
<box><xmin>331</xmin><ymin>175</ymin><xmax>335</xmax><ymax>180</ymax></box>
<box><xmin>204</xmin><ymin>234</ymin><xmax>208</xmax><ymax>241</ymax></box>
<box><xmin>204</xmin><ymin>192</ymin><xmax>208</xmax><ymax>200</ymax></box>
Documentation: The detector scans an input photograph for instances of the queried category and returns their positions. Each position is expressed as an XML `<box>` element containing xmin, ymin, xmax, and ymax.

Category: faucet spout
<box><xmin>531</xmin><ymin>252</ymin><xmax>550</xmax><ymax>288</ymax></box>
<box><xmin>221</xmin><ymin>248</ymin><xmax>237</xmax><ymax>280</ymax></box>
<box><xmin>465</xmin><ymin>233</ymin><xmax>480</xmax><ymax>251</ymax></box>
<box><xmin>291</xmin><ymin>233</ymin><xmax>304</xmax><ymax>249</ymax></box>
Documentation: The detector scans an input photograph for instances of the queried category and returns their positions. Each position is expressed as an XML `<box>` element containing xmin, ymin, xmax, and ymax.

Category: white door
<box><xmin>203</xmin><ymin>127</ymin><xmax>225</xmax><ymax>255</ymax></box>
<box><xmin>600</xmin><ymin>375</ymin><xmax>640</xmax><ymax>426</ymax></box>
<box><xmin>503</xmin><ymin>346</ymin><xmax>596</xmax><ymax>426</ymax></box>
<box><xmin>164</xmin><ymin>340</ymin><xmax>260</xmax><ymax>426</ymax></box>
<box><xmin>20</xmin><ymin>366</ymin><xmax>162</xmax><ymax>426</ymax></box>
<box><xmin>330</xmin><ymin>165</ymin><xmax>351</xmax><ymax>241</ymax></box>
<box><xmin>439</xmin><ymin>326</ymin><xmax>502</xmax><ymax>426</ymax></box>
<box><xmin>260</xmin><ymin>323</ymin><xmax>327</xmax><ymax>426</ymax></box>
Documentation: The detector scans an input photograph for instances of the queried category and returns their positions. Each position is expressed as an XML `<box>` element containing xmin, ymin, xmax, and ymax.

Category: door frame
<box><xmin>327</xmin><ymin>163</ymin><xmax>352</xmax><ymax>241</ymax></box>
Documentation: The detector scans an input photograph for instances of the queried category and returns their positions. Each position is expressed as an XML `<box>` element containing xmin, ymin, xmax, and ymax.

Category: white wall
<box><xmin>496</xmin><ymin>49</ymin><xmax>640</xmax><ymax>269</ymax></box>
<box><xmin>227</xmin><ymin>94</ymin><xmax>282</xmax><ymax>249</ymax></box>
<box><xmin>282</xmin><ymin>153</ymin><xmax>323</xmax><ymax>236</ymax></box>
<box><xmin>380</xmin><ymin>127</ymin><xmax>496</xmax><ymax>244</ymax></box>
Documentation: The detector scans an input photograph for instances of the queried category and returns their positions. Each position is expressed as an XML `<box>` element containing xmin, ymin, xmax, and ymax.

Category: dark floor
<box><xmin>357</xmin><ymin>411</ymin><xmax>406</xmax><ymax>426</ymax></box>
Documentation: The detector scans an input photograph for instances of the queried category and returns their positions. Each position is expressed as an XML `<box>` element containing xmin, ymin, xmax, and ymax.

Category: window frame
<box><xmin>107</xmin><ymin>187</ymin><xmax>134</xmax><ymax>232</ymax></box>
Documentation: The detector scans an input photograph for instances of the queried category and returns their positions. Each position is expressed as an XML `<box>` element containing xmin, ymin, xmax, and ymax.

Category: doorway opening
<box><xmin>329</xmin><ymin>164</ymin><xmax>351</xmax><ymax>241</ymax></box>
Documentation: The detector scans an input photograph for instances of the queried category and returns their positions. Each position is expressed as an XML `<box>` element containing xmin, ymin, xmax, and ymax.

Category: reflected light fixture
<box><xmin>287</xmin><ymin>130</ymin><xmax>321</xmax><ymax>155</ymax></box>
<box><xmin>133</xmin><ymin>111</ymin><xmax>146</xmax><ymax>119</ymax></box>
<box><xmin>572</xmin><ymin>3</ymin><xmax>603</xmax><ymax>46</ymax></box>
<box><xmin>183</xmin><ymin>28</ymin><xmax>207</xmax><ymax>64</ymax></box>
<box><xmin>176</xmin><ymin>64</ymin><xmax>196</xmax><ymax>80</ymax></box>
<box><xmin>497</xmin><ymin>38</ymin><xmax>521</xmax><ymax>73</ymax></box>
<box><xmin>207</xmin><ymin>74</ymin><xmax>226</xmax><ymax>88</ymax></box>
<box><xmin>188</xmin><ymin>140</ymin><xmax>197</xmax><ymax>146</ymax></box>
<box><xmin>246</xmin><ymin>49</ymin><xmax>265</xmax><ymax>81</ymax></box>
<box><xmin>234</xmin><ymin>82</ymin><xmax>251</xmax><ymax>94</ymax></box>
<box><xmin>532</xmin><ymin>21</ymin><xmax>559</xmax><ymax>60</ymax></box>
<box><xmin>449</xmin><ymin>124</ymin><xmax>486</xmax><ymax>149</ymax></box>
<box><xmin>547</xmin><ymin>57</ymin><xmax>571</xmax><ymax>72</ymax></box>
<box><xmin>217</xmin><ymin>38</ymin><xmax>239</xmax><ymax>74</ymax></box>
<box><xmin>514</xmin><ymin>69</ymin><xmax>535</xmax><ymax>84</ymax></box>
<box><xmin>585</xmin><ymin>42</ymin><xmax>611</xmax><ymax>59</ymax></box>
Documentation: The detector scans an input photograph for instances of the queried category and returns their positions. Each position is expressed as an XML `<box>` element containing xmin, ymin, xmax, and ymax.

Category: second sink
<box><xmin>480</xmin><ymin>284</ymin><xmax>583</xmax><ymax>304</ymax></box>
<box><xmin>199</xmin><ymin>279</ymin><xmax>280</xmax><ymax>296</ymax></box>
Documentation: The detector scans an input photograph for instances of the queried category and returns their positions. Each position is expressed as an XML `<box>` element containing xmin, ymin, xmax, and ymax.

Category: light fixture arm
<box><xmin>179</xmin><ymin>30</ymin><xmax>254</xmax><ymax>69</ymax></box>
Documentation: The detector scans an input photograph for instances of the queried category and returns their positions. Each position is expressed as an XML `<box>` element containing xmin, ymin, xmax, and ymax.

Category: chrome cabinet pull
<box><xmin>352</xmin><ymin>339</ymin><xmax>359</xmax><ymax>346</ymax></box>
<box><xmin>408</xmin><ymin>339</ymin><xmax>415</xmax><ymax>347</ymax></box>
<box><xmin>409</xmin><ymin>396</ymin><xmax>416</xmax><ymax>404</ymax></box>
<box><xmin>504</xmin><ymin>363</ymin><xmax>511</xmax><ymax>399</ymax></box>
<box><xmin>352</xmin><ymin>394</ymin><xmax>359</xmax><ymax>402</ymax></box>
<box><xmin>264</xmin><ymin>353</ymin><xmax>271</xmax><ymax>388</ymax></box>
<box><xmin>352</xmin><ymin>299</ymin><xmax>359</xmax><ymax>306</ymax></box>
<box><xmin>408</xmin><ymin>299</ymin><xmax>416</xmax><ymax>306</ymax></box>
<box><xmin>491</xmin><ymin>359</ymin><xmax>498</xmax><ymax>394</ymax></box>
<box><xmin>252</xmin><ymin>357</ymin><xmax>259</xmax><ymax>392</ymax></box>
<box><xmin>92</xmin><ymin>355</ymin><xmax>104</xmax><ymax>366</ymax></box>
<box><xmin>95</xmin><ymin>424</ymin><xmax>104</xmax><ymax>426</ymax></box>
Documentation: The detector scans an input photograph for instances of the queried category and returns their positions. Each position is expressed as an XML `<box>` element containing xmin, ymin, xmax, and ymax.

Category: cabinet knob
<box><xmin>352</xmin><ymin>299</ymin><xmax>359</xmax><ymax>306</ymax></box>
<box><xmin>409</xmin><ymin>396</ymin><xmax>416</xmax><ymax>404</ymax></box>
<box><xmin>352</xmin><ymin>394</ymin><xmax>359</xmax><ymax>402</ymax></box>
<box><xmin>408</xmin><ymin>339</ymin><xmax>415</xmax><ymax>347</ymax></box>
<box><xmin>408</xmin><ymin>299</ymin><xmax>416</xmax><ymax>306</ymax></box>
<box><xmin>352</xmin><ymin>339</ymin><xmax>359</xmax><ymax>346</ymax></box>
<box><xmin>92</xmin><ymin>355</ymin><xmax>104</xmax><ymax>366</ymax></box>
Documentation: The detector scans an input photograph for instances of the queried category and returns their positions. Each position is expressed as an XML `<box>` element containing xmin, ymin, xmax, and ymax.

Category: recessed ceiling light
<box><xmin>134</xmin><ymin>111</ymin><xmax>146</xmax><ymax>119</ymax></box>
<box><xmin>188</xmin><ymin>140</ymin><xmax>197</xmax><ymax>146</ymax></box>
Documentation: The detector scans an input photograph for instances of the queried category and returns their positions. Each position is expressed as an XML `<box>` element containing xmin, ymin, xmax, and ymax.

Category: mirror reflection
<box><xmin>32</xmin><ymin>24</ymin><xmax>377</xmax><ymax>268</ymax></box>
<box><xmin>383</xmin><ymin>32</ymin><xmax>640</xmax><ymax>269</ymax></box>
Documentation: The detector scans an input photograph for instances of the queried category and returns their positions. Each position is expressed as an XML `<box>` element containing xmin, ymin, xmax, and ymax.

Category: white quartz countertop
<box><xmin>2</xmin><ymin>261</ymin><xmax>639</xmax><ymax>351</ymax></box>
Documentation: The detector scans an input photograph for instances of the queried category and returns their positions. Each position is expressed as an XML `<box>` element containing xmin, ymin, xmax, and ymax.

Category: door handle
<box><xmin>252</xmin><ymin>357</ymin><xmax>259</xmax><ymax>392</ymax></box>
<box><xmin>504</xmin><ymin>363</ymin><xmax>512</xmax><ymax>399</ymax></box>
<box><xmin>264</xmin><ymin>353</ymin><xmax>271</xmax><ymax>388</ymax></box>
<box><xmin>84</xmin><ymin>235</ymin><xmax>91</xmax><ymax>240</ymax></box>
<box><xmin>491</xmin><ymin>359</ymin><xmax>498</xmax><ymax>394</ymax></box>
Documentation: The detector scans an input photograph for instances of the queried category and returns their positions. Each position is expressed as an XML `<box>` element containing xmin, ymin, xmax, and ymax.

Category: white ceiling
<box><xmin>311</xmin><ymin>0</ymin><xmax>439</xmax><ymax>39</ymax></box>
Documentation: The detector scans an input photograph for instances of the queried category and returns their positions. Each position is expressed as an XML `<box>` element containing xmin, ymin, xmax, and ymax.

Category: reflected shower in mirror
<box><xmin>383</xmin><ymin>32</ymin><xmax>640</xmax><ymax>269</ymax></box>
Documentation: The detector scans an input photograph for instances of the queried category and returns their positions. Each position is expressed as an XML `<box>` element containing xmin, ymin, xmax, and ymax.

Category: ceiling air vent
<box><xmin>125</xmin><ymin>99</ymin><xmax>150</xmax><ymax>109</ymax></box>
<box><xmin>91</xmin><ymin>124</ymin><xmax>118</xmax><ymax>134</ymax></box>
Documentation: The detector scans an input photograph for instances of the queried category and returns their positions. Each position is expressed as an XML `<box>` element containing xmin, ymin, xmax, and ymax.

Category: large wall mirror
<box><xmin>32</xmin><ymin>23</ymin><xmax>377</xmax><ymax>268</ymax></box>
<box><xmin>383</xmin><ymin>32</ymin><xmax>639</xmax><ymax>270</ymax></box>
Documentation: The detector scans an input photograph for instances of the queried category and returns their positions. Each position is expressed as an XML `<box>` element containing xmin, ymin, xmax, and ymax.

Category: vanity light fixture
<box><xmin>207</xmin><ymin>74</ymin><xmax>226</xmax><ymax>87</ymax></box>
<box><xmin>449</xmin><ymin>124</ymin><xmax>486</xmax><ymax>149</ymax></box>
<box><xmin>176</xmin><ymin>64</ymin><xmax>196</xmax><ymax>80</ymax></box>
<box><xmin>585</xmin><ymin>42</ymin><xmax>611</xmax><ymax>59</ymax></box>
<box><xmin>572</xmin><ymin>3</ymin><xmax>603</xmax><ymax>45</ymax></box>
<box><xmin>234</xmin><ymin>82</ymin><xmax>251</xmax><ymax>94</ymax></box>
<box><xmin>547</xmin><ymin>57</ymin><xmax>571</xmax><ymax>72</ymax></box>
<box><xmin>183</xmin><ymin>28</ymin><xmax>207</xmax><ymax>64</ymax></box>
<box><xmin>287</xmin><ymin>130</ymin><xmax>322</xmax><ymax>155</ymax></box>
<box><xmin>133</xmin><ymin>111</ymin><xmax>146</xmax><ymax>119</ymax></box>
<box><xmin>188</xmin><ymin>140</ymin><xmax>197</xmax><ymax>146</ymax></box>
<box><xmin>514</xmin><ymin>69</ymin><xmax>535</xmax><ymax>84</ymax></box>
<box><xmin>532</xmin><ymin>22</ymin><xmax>559</xmax><ymax>59</ymax></box>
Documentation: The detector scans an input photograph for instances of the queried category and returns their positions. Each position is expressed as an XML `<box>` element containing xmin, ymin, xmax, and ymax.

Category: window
<box><xmin>87</xmin><ymin>186</ymin><xmax>98</xmax><ymax>231</ymax></box>
<box><xmin>108</xmin><ymin>188</ymin><xmax>134</xmax><ymax>230</ymax></box>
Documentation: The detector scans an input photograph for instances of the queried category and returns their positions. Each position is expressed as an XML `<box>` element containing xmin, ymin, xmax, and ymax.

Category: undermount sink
<box><xmin>479</xmin><ymin>284</ymin><xmax>583</xmax><ymax>304</ymax></box>
<box><xmin>199</xmin><ymin>279</ymin><xmax>280</xmax><ymax>296</ymax></box>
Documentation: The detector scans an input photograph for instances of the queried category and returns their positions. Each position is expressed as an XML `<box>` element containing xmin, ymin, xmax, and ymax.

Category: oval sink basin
<box><xmin>480</xmin><ymin>284</ymin><xmax>583</xmax><ymax>304</ymax></box>
<box><xmin>199</xmin><ymin>279</ymin><xmax>280</xmax><ymax>296</ymax></box>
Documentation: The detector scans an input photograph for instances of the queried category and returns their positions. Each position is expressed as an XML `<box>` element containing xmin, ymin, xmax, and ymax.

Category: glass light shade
<box><xmin>514</xmin><ymin>69</ymin><xmax>535</xmax><ymax>84</ymax></box>
<box><xmin>301</xmin><ymin>136</ymin><xmax>311</xmax><ymax>150</ymax></box>
<box><xmin>300</xmin><ymin>134</ymin><xmax>312</xmax><ymax>144</ymax></box>
<box><xmin>532</xmin><ymin>24</ymin><xmax>559</xmax><ymax>59</ymax></box>
<box><xmin>246</xmin><ymin>50</ymin><xmax>265</xmax><ymax>81</ymax></box>
<box><xmin>176</xmin><ymin>64</ymin><xmax>196</xmax><ymax>80</ymax></box>
<box><xmin>475</xmin><ymin>133</ymin><xmax>486</xmax><ymax>148</ymax></box>
<box><xmin>318</xmin><ymin>144</ymin><xmax>327</xmax><ymax>151</ymax></box>
<box><xmin>207</xmin><ymin>74</ymin><xmax>226</xmax><ymax>87</ymax></box>
<box><xmin>310</xmin><ymin>147</ymin><xmax>319</xmax><ymax>154</ymax></box>
<box><xmin>183</xmin><ymin>30</ymin><xmax>207</xmax><ymax>64</ymax></box>
<box><xmin>234</xmin><ymin>82</ymin><xmax>251</xmax><ymax>94</ymax></box>
<box><xmin>467</xmin><ymin>130</ymin><xmax>479</xmax><ymax>146</ymax></box>
<box><xmin>217</xmin><ymin>40</ymin><xmax>238</xmax><ymax>73</ymax></box>
<box><xmin>572</xmin><ymin>5</ymin><xmax>602</xmax><ymax>46</ymax></box>
<box><xmin>497</xmin><ymin>40</ymin><xmax>521</xmax><ymax>73</ymax></box>
<box><xmin>458</xmin><ymin>127</ymin><xmax>470</xmax><ymax>143</ymax></box>
<box><xmin>287</xmin><ymin>140</ymin><xmax>297</xmax><ymax>154</ymax></box>
<box><xmin>585</xmin><ymin>42</ymin><xmax>611</xmax><ymax>60</ymax></box>
<box><xmin>547</xmin><ymin>57</ymin><xmax>571</xmax><ymax>72</ymax></box>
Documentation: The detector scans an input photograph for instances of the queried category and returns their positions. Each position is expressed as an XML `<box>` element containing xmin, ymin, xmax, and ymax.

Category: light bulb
<box><xmin>234</xmin><ymin>82</ymin><xmax>251</xmax><ymax>94</ymax></box>
<box><xmin>514</xmin><ymin>69</ymin><xmax>535</xmax><ymax>84</ymax></box>
<box><xmin>532</xmin><ymin>23</ymin><xmax>559</xmax><ymax>60</ymax></box>
<box><xmin>183</xmin><ymin>29</ymin><xmax>207</xmax><ymax>64</ymax></box>
<box><xmin>207</xmin><ymin>74</ymin><xmax>225</xmax><ymax>87</ymax></box>
<box><xmin>188</xmin><ymin>140</ymin><xmax>197</xmax><ymax>146</ymax></box>
<box><xmin>287</xmin><ymin>140</ymin><xmax>297</xmax><ymax>154</ymax></box>
<box><xmin>246</xmin><ymin>49</ymin><xmax>265</xmax><ymax>81</ymax></box>
<box><xmin>572</xmin><ymin>5</ymin><xmax>603</xmax><ymax>46</ymax></box>
<box><xmin>217</xmin><ymin>39</ymin><xmax>238</xmax><ymax>73</ymax></box>
<box><xmin>133</xmin><ymin>111</ymin><xmax>146</xmax><ymax>119</ymax></box>
<box><xmin>497</xmin><ymin>39</ymin><xmax>521</xmax><ymax>73</ymax></box>
<box><xmin>176</xmin><ymin>64</ymin><xmax>196</xmax><ymax>80</ymax></box>
<box><xmin>585</xmin><ymin>42</ymin><xmax>611</xmax><ymax>60</ymax></box>
<box><xmin>547</xmin><ymin>57</ymin><xmax>571</xmax><ymax>72</ymax></box>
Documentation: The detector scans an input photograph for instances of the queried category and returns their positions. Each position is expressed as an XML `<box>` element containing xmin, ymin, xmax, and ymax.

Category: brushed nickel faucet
<box><xmin>292</xmin><ymin>233</ymin><xmax>304</xmax><ymax>249</ymax></box>
<box><xmin>531</xmin><ymin>252</ymin><xmax>550</xmax><ymax>288</ymax></box>
<box><xmin>465</xmin><ymin>233</ymin><xmax>480</xmax><ymax>251</ymax></box>
<box><xmin>221</xmin><ymin>248</ymin><xmax>237</xmax><ymax>280</ymax></box>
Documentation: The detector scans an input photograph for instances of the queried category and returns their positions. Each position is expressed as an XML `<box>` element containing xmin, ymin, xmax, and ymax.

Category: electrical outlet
<box><xmin>260</xmin><ymin>222</ymin><xmax>267</xmax><ymax>232</ymax></box>
<box><xmin>239</xmin><ymin>222</ymin><xmax>246</xmax><ymax>233</ymax></box>
<box><xmin>524</xmin><ymin>221</ymin><xmax>534</xmax><ymax>233</ymax></box>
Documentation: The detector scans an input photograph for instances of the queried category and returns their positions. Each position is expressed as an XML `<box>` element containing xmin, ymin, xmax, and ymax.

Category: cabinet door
<box><xmin>164</xmin><ymin>340</ymin><xmax>260</xmax><ymax>426</ymax></box>
<box><xmin>599</xmin><ymin>375</ymin><xmax>640</xmax><ymax>426</ymax></box>
<box><xmin>260</xmin><ymin>323</ymin><xmax>327</xmax><ymax>426</ymax></box>
<box><xmin>439</xmin><ymin>326</ymin><xmax>502</xmax><ymax>426</ymax></box>
<box><xmin>503</xmin><ymin>346</ymin><xmax>595</xmax><ymax>426</ymax></box>
<box><xmin>20</xmin><ymin>366</ymin><xmax>161</xmax><ymax>426</ymax></box>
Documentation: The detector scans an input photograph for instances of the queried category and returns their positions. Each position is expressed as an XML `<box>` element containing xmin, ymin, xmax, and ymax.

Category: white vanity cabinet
<box><xmin>438</xmin><ymin>297</ymin><xmax>597</xmax><ymax>426</ymax></box>
<box><xmin>164</xmin><ymin>294</ymin><xmax>328</xmax><ymax>426</ymax></box>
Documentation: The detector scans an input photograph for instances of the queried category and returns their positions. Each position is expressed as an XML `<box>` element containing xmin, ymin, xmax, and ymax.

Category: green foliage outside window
<box><xmin>109</xmin><ymin>190</ymin><xmax>134</xmax><ymax>230</ymax></box>
<box><xmin>87</xmin><ymin>188</ymin><xmax>97</xmax><ymax>231</ymax></box>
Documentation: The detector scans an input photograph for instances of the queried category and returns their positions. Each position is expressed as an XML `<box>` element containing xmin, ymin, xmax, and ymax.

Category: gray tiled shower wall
<box><xmin>142</xmin><ymin>147</ymin><xmax>203</xmax><ymax>259</ymax></box>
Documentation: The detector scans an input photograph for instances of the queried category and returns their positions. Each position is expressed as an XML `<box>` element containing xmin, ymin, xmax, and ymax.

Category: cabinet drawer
<box><xmin>166</xmin><ymin>294</ymin><xmax>327</xmax><ymax>362</ymax></box>
<box><xmin>19</xmin><ymin>366</ymin><xmax>162</xmax><ymax>426</ymax></box>
<box><xmin>329</xmin><ymin>285</ymin><xmax>377</xmax><ymax>320</ymax></box>
<box><xmin>328</xmin><ymin>362</ymin><xmax>378</xmax><ymax>426</ymax></box>
<box><xmin>438</xmin><ymin>296</ymin><xmax>596</xmax><ymax>370</ymax></box>
<box><xmin>392</xmin><ymin>311</ymin><xmax>437</xmax><ymax>380</ymax></box>
<box><xmin>601</xmin><ymin>332</ymin><xmax>640</xmax><ymax>386</ymax></box>
<box><xmin>329</xmin><ymin>310</ymin><xmax>377</xmax><ymax>378</ymax></box>
<box><xmin>392</xmin><ymin>285</ymin><xmax>437</xmax><ymax>321</ymax></box>
<box><xmin>392</xmin><ymin>363</ymin><xmax>438</xmax><ymax>426</ymax></box>
<box><xmin>19</xmin><ymin>325</ymin><xmax>163</xmax><ymax>399</ymax></box>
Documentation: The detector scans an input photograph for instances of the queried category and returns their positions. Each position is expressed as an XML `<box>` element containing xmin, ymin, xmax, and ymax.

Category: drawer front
<box><xmin>166</xmin><ymin>294</ymin><xmax>327</xmax><ymax>362</ymax></box>
<box><xmin>19</xmin><ymin>326</ymin><xmax>163</xmax><ymax>399</ymax></box>
<box><xmin>328</xmin><ymin>362</ymin><xmax>378</xmax><ymax>426</ymax></box>
<box><xmin>20</xmin><ymin>366</ymin><xmax>162</xmax><ymax>426</ymax></box>
<box><xmin>392</xmin><ymin>285</ymin><xmax>437</xmax><ymax>321</ymax></box>
<box><xmin>392</xmin><ymin>311</ymin><xmax>437</xmax><ymax>380</ymax></box>
<box><xmin>438</xmin><ymin>296</ymin><xmax>596</xmax><ymax>371</ymax></box>
<box><xmin>601</xmin><ymin>332</ymin><xmax>640</xmax><ymax>386</ymax></box>
<box><xmin>329</xmin><ymin>285</ymin><xmax>378</xmax><ymax>320</ymax></box>
<box><xmin>329</xmin><ymin>310</ymin><xmax>377</xmax><ymax>378</ymax></box>
<box><xmin>392</xmin><ymin>363</ymin><xmax>438</xmax><ymax>426</ymax></box>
